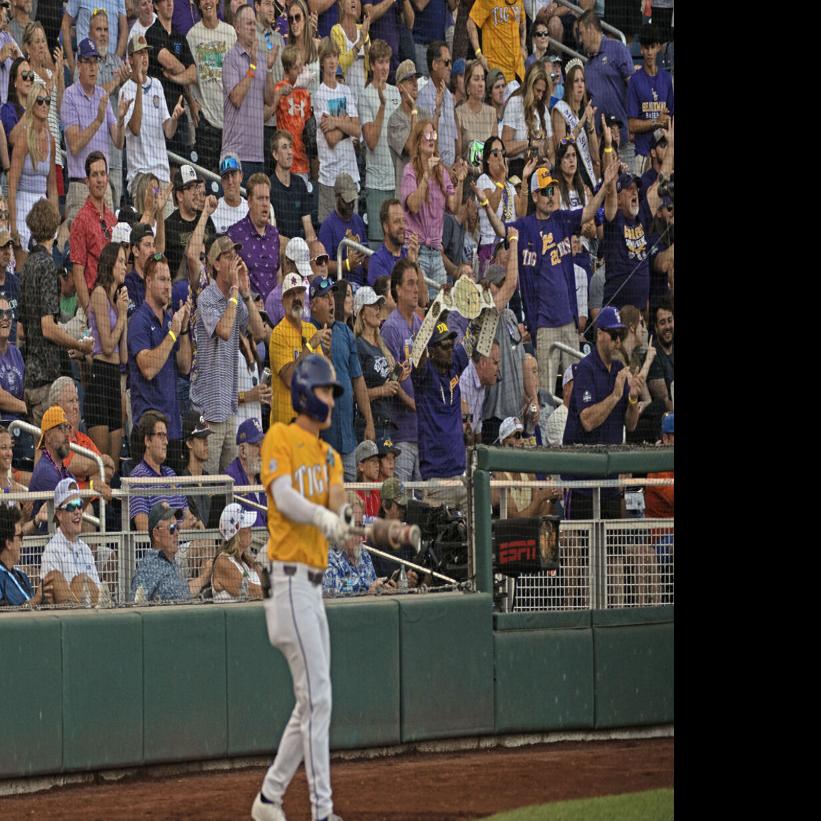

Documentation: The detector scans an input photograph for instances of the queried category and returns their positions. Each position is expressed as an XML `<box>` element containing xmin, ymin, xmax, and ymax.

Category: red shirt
<box><xmin>275</xmin><ymin>84</ymin><xmax>311</xmax><ymax>175</ymax></box>
<box><xmin>357</xmin><ymin>489</ymin><xmax>382</xmax><ymax>520</ymax></box>
<box><xmin>69</xmin><ymin>197</ymin><xmax>117</xmax><ymax>291</ymax></box>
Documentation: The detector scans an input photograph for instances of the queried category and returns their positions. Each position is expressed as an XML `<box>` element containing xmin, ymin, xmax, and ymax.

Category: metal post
<box><xmin>335</xmin><ymin>237</ymin><xmax>374</xmax><ymax>282</ymax></box>
<box><xmin>472</xmin><ymin>469</ymin><xmax>493</xmax><ymax>595</ymax></box>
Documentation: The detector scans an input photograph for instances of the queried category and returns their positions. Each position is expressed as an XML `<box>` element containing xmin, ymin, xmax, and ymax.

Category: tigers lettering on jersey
<box><xmin>294</xmin><ymin>463</ymin><xmax>328</xmax><ymax>498</ymax></box>
<box><xmin>490</xmin><ymin>4</ymin><xmax>521</xmax><ymax>26</ymax></box>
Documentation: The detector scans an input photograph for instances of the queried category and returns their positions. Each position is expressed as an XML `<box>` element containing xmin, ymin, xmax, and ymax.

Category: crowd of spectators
<box><xmin>0</xmin><ymin>0</ymin><xmax>674</xmax><ymax>608</ymax></box>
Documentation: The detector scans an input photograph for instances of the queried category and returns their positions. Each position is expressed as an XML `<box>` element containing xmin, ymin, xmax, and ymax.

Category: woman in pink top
<box><xmin>400</xmin><ymin>118</ymin><xmax>468</xmax><ymax>301</ymax></box>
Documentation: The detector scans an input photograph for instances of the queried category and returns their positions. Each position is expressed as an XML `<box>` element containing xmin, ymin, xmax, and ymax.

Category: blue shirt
<box><xmin>626</xmin><ymin>66</ymin><xmax>674</xmax><ymax>156</ymax></box>
<box><xmin>318</xmin><ymin>210</ymin><xmax>369</xmax><ymax>287</ymax></box>
<box><xmin>130</xmin><ymin>549</ymin><xmax>191</xmax><ymax>602</ymax></box>
<box><xmin>602</xmin><ymin>210</ymin><xmax>650</xmax><ymax>311</ymax></box>
<box><xmin>0</xmin><ymin>270</ymin><xmax>19</xmax><ymax>344</ymax></box>
<box><xmin>322</xmin><ymin>546</ymin><xmax>377</xmax><ymax>595</ymax></box>
<box><xmin>317</xmin><ymin>6</ymin><xmax>339</xmax><ymax>38</ymax></box>
<box><xmin>381</xmin><ymin>309</ymin><xmax>421</xmax><ymax>444</ymax></box>
<box><xmin>224</xmin><ymin>457</ymin><xmax>267</xmax><ymax>527</ymax></box>
<box><xmin>413</xmin><ymin>0</ymin><xmax>447</xmax><ymax>45</ymax></box>
<box><xmin>367</xmin><ymin>243</ymin><xmax>406</xmax><ymax>286</ymax></box>
<box><xmin>562</xmin><ymin>346</ymin><xmax>628</xmax><ymax>446</ymax></box>
<box><xmin>412</xmin><ymin>344</ymin><xmax>469</xmax><ymax>479</ymax></box>
<box><xmin>585</xmin><ymin>36</ymin><xmax>633</xmax><ymax>146</ymax></box>
<box><xmin>128</xmin><ymin>459</ymin><xmax>189</xmax><ymax>523</ymax></box>
<box><xmin>317</xmin><ymin>320</ymin><xmax>362</xmax><ymax>456</ymax></box>
<box><xmin>29</xmin><ymin>451</ymin><xmax>73</xmax><ymax>524</ymax></box>
<box><xmin>0</xmin><ymin>562</ymin><xmax>34</xmax><ymax>606</ymax></box>
<box><xmin>127</xmin><ymin>302</ymin><xmax>183</xmax><ymax>440</ymax></box>
<box><xmin>0</xmin><ymin>343</ymin><xmax>24</xmax><ymax>424</ymax></box>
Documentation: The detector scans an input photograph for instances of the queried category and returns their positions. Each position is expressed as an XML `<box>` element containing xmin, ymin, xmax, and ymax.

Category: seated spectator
<box><xmin>0</xmin><ymin>295</ymin><xmax>25</xmax><ymax>430</ymax></box>
<box><xmin>0</xmin><ymin>424</ymin><xmax>38</xmax><ymax>524</ymax></box>
<box><xmin>263</xmin><ymin>235</ymin><xmax>313</xmax><ymax>326</ymax></box>
<box><xmin>268</xmin><ymin>271</ymin><xmax>326</xmax><ymax>426</ymax></box>
<box><xmin>314</xmin><ymin>35</ymin><xmax>361</xmax><ymax>223</ymax></box>
<box><xmin>366</xmin><ymin>197</ymin><xmax>412</xmax><ymax>286</ymax></box>
<box><xmin>372</xmin><ymin>273</ymin><xmax>394</xmax><ymax>318</ymax></box>
<box><xmin>119</xmin><ymin>33</ymin><xmax>184</xmax><ymax>201</ymax></box>
<box><xmin>387</xmin><ymin>58</ymin><xmax>418</xmax><ymax>192</ymax></box>
<box><xmin>165</xmin><ymin>164</ymin><xmax>217</xmax><ymax>283</ymax></box>
<box><xmin>212</xmin><ymin>501</ymin><xmax>262</xmax><ymax>600</ymax></box>
<box><xmin>28</xmin><ymin>404</ymin><xmax>74</xmax><ymax>524</ymax></box>
<box><xmin>227</xmin><ymin>172</ymin><xmax>281</xmax><ymax>301</ymax></box>
<box><xmin>118</xmin><ymin>173</ymin><xmax>170</xmax><ymax>243</ymax></box>
<box><xmin>318</xmin><ymin>171</ymin><xmax>367</xmax><ymax>284</ymax></box>
<box><xmin>371</xmin><ymin>476</ymin><xmax>418</xmax><ymax>583</ymax></box>
<box><xmin>129</xmin><ymin>500</ymin><xmax>213</xmax><ymax>601</ymax></box>
<box><xmin>353</xmin><ymin>438</ymin><xmax>380</xmax><ymax>519</ymax></box>
<box><xmin>225</xmin><ymin>417</ymin><xmax>267</xmax><ymax>527</ymax></box>
<box><xmin>179</xmin><ymin>409</ymin><xmax>217</xmax><ymax>530</ymax></box>
<box><xmin>0</xmin><ymin>502</ymin><xmax>52</xmax><ymax>606</ymax></box>
<box><xmin>269</xmin><ymin>129</ymin><xmax>316</xmax><ymax>243</ymax></box>
<box><xmin>212</xmin><ymin>154</ymin><xmax>248</xmax><ymax>234</ymax></box>
<box><xmin>69</xmin><ymin>150</ymin><xmax>120</xmax><ymax>312</ymax></box>
<box><xmin>128</xmin><ymin>409</ymin><xmax>198</xmax><ymax>531</ymax></box>
<box><xmin>86</xmin><ymin>241</ymin><xmax>128</xmax><ymax>463</ymax></box>
<box><xmin>40</xmin><ymin>478</ymin><xmax>101</xmax><ymax>605</ymax></box>
<box><xmin>377</xmin><ymin>435</ymin><xmax>400</xmax><ymax>480</ymax></box>
<box><xmin>8</xmin><ymin>81</ymin><xmax>56</xmax><ymax>268</ymax></box>
<box><xmin>274</xmin><ymin>44</ymin><xmax>313</xmax><ymax>186</ymax></box>
<box><xmin>0</xmin><ymin>234</ymin><xmax>20</xmax><ymax>345</ymax></box>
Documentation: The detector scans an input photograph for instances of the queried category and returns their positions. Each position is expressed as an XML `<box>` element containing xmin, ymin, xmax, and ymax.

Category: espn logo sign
<box><xmin>498</xmin><ymin>538</ymin><xmax>537</xmax><ymax>566</ymax></box>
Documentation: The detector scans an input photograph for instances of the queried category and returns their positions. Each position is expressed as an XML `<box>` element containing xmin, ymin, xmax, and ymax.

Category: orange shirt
<box><xmin>275</xmin><ymin>84</ymin><xmax>312</xmax><ymax>175</ymax></box>
<box><xmin>645</xmin><ymin>471</ymin><xmax>674</xmax><ymax>519</ymax></box>
<box><xmin>65</xmin><ymin>430</ymin><xmax>103</xmax><ymax>490</ymax></box>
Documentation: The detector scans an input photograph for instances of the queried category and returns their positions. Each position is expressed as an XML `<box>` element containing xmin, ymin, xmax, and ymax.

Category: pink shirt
<box><xmin>400</xmin><ymin>161</ymin><xmax>454</xmax><ymax>250</ymax></box>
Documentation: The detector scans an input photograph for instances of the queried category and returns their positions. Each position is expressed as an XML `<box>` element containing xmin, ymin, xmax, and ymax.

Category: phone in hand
<box><xmin>468</xmin><ymin>140</ymin><xmax>483</xmax><ymax>167</ymax></box>
<box><xmin>389</xmin><ymin>362</ymin><xmax>403</xmax><ymax>381</ymax></box>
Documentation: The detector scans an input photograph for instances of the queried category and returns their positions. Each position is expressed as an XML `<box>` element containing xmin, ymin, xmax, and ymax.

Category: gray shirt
<box><xmin>388</xmin><ymin>106</ymin><xmax>413</xmax><ymax>194</ymax></box>
<box><xmin>483</xmin><ymin>308</ymin><xmax>525</xmax><ymax>423</ymax></box>
<box><xmin>417</xmin><ymin>80</ymin><xmax>456</xmax><ymax>166</ymax></box>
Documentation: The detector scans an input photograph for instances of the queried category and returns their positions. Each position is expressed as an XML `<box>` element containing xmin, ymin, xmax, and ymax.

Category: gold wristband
<box><xmin>495</xmin><ymin>181</ymin><xmax>504</xmax><ymax>190</ymax></box>
<box><xmin>603</xmin><ymin>147</ymin><xmax>615</xmax><ymax>154</ymax></box>
<box><xmin>239</xmin><ymin>391</ymin><xmax>246</xmax><ymax>403</ymax></box>
<box><xmin>229</xmin><ymin>296</ymin><xmax>239</xmax><ymax>306</ymax></box>
<box><xmin>168</xmin><ymin>329</ymin><xmax>177</xmax><ymax>343</ymax></box>
<box><xmin>475</xmin><ymin>48</ymin><xmax>482</xmax><ymax>55</ymax></box>
<box><xmin>89</xmin><ymin>479</ymin><xmax>94</xmax><ymax>491</ymax></box>
<box><xmin>628</xmin><ymin>395</ymin><xmax>638</xmax><ymax>405</ymax></box>
<box><xmin>305</xmin><ymin>341</ymin><xmax>315</xmax><ymax>353</ymax></box>
<box><xmin>479</xmin><ymin>198</ymin><xmax>490</xmax><ymax>207</ymax></box>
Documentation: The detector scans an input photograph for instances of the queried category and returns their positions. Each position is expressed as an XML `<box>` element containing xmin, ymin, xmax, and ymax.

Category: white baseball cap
<box><xmin>353</xmin><ymin>285</ymin><xmax>384</xmax><ymax>317</ymax></box>
<box><xmin>496</xmin><ymin>416</ymin><xmax>524</xmax><ymax>444</ymax></box>
<box><xmin>281</xmin><ymin>272</ymin><xmax>307</xmax><ymax>294</ymax></box>
<box><xmin>285</xmin><ymin>237</ymin><xmax>313</xmax><ymax>279</ymax></box>
<box><xmin>111</xmin><ymin>221</ymin><xmax>132</xmax><ymax>245</ymax></box>
<box><xmin>54</xmin><ymin>478</ymin><xmax>82</xmax><ymax>509</ymax></box>
<box><xmin>219</xmin><ymin>503</ymin><xmax>257</xmax><ymax>541</ymax></box>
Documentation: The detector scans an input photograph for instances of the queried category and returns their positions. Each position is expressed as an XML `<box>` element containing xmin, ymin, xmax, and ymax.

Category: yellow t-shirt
<box><xmin>469</xmin><ymin>0</ymin><xmax>526</xmax><ymax>82</ymax></box>
<box><xmin>268</xmin><ymin>319</ymin><xmax>325</xmax><ymax>427</ymax></box>
<box><xmin>261</xmin><ymin>422</ymin><xmax>344</xmax><ymax>569</ymax></box>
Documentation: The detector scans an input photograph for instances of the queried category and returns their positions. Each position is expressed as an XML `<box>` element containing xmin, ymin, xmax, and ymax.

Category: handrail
<box><xmin>9</xmin><ymin>420</ymin><xmax>107</xmax><ymax>533</ymax></box>
<box><xmin>166</xmin><ymin>149</ymin><xmax>246</xmax><ymax>197</ymax></box>
<box><xmin>335</xmin><ymin>236</ymin><xmax>374</xmax><ymax>282</ymax></box>
<box><xmin>554</xmin><ymin>0</ymin><xmax>628</xmax><ymax>45</ymax></box>
<box><xmin>545</xmin><ymin>341</ymin><xmax>585</xmax><ymax>406</ymax></box>
<box><xmin>547</xmin><ymin>38</ymin><xmax>588</xmax><ymax>63</ymax></box>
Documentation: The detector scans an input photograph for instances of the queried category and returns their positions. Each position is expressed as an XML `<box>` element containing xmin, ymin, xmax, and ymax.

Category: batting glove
<box><xmin>313</xmin><ymin>507</ymin><xmax>349</xmax><ymax>544</ymax></box>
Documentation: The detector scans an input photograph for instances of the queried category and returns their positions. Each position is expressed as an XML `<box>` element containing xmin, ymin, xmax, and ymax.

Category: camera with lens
<box><xmin>405</xmin><ymin>499</ymin><xmax>469</xmax><ymax>583</ymax></box>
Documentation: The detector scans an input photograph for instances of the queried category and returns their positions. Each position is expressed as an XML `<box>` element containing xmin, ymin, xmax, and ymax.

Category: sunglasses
<box><xmin>61</xmin><ymin>499</ymin><xmax>84</xmax><ymax>513</ymax></box>
<box><xmin>220</xmin><ymin>156</ymin><xmax>241</xmax><ymax>174</ymax></box>
<box><xmin>538</xmin><ymin>185</ymin><xmax>556</xmax><ymax>197</ymax></box>
<box><xmin>606</xmin><ymin>330</ymin><xmax>626</xmax><ymax>342</ymax></box>
<box><xmin>559</xmin><ymin>137</ymin><xmax>577</xmax><ymax>146</ymax></box>
<box><xmin>441</xmin><ymin>58</ymin><xmax>452</xmax><ymax>66</ymax></box>
<box><xmin>100</xmin><ymin>219</ymin><xmax>111</xmax><ymax>239</ymax></box>
<box><xmin>312</xmin><ymin>254</ymin><xmax>329</xmax><ymax>265</ymax></box>
<box><xmin>19</xmin><ymin>70</ymin><xmax>36</xmax><ymax>81</ymax></box>
<box><xmin>35</xmin><ymin>95</ymin><xmax>50</xmax><ymax>107</ymax></box>
<box><xmin>165</xmin><ymin>522</ymin><xmax>178</xmax><ymax>534</ymax></box>
<box><xmin>435</xmin><ymin>339</ymin><xmax>454</xmax><ymax>349</ymax></box>
<box><xmin>534</xmin><ymin>30</ymin><xmax>549</xmax><ymax>37</ymax></box>
<box><xmin>0</xmin><ymin>308</ymin><xmax>14</xmax><ymax>319</ymax></box>
<box><xmin>423</xmin><ymin>131</ymin><xmax>437</xmax><ymax>141</ymax></box>
<box><xmin>287</xmin><ymin>12</ymin><xmax>302</xmax><ymax>23</ymax></box>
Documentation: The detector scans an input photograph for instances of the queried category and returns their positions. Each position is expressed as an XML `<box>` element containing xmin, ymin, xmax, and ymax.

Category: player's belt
<box><xmin>280</xmin><ymin>563</ymin><xmax>324</xmax><ymax>586</ymax></box>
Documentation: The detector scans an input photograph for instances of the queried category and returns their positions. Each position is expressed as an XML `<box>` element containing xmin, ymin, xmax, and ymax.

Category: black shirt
<box><xmin>164</xmin><ymin>208</ymin><xmax>216</xmax><ymax>281</ymax></box>
<box><xmin>269</xmin><ymin>172</ymin><xmax>312</xmax><ymax>240</ymax></box>
<box><xmin>145</xmin><ymin>18</ymin><xmax>195</xmax><ymax>118</ymax></box>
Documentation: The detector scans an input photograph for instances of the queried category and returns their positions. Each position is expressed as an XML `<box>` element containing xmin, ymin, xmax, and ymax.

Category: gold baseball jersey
<box><xmin>261</xmin><ymin>422</ymin><xmax>344</xmax><ymax>569</ymax></box>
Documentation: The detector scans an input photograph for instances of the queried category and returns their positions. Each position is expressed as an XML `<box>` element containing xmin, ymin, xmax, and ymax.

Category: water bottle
<box><xmin>134</xmin><ymin>584</ymin><xmax>147</xmax><ymax>605</ymax></box>
<box><xmin>398</xmin><ymin>565</ymin><xmax>408</xmax><ymax>592</ymax></box>
<box><xmin>239</xmin><ymin>572</ymin><xmax>249</xmax><ymax>599</ymax></box>
<box><xmin>342</xmin><ymin>577</ymin><xmax>353</xmax><ymax>597</ymax></box>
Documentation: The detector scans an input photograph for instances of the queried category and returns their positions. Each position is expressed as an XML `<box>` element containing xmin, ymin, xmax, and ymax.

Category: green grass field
<box><xmin>484</xmin><ymin>789</ymin><xmax>673</xmax><ymax>821</ymax></box>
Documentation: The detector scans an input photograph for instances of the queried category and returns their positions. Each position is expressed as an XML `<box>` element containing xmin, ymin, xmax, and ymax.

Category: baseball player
<box><xmin>252</xmin><ymin>354</ymin><xmax>349</xmax><ymax>821</ymax></box>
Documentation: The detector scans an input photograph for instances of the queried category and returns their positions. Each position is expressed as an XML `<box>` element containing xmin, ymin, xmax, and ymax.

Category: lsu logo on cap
<box><xmin>436</xmin><ymin>322</ymin><xmax>449</xmax><ymax>334</ymax></box>
<box><xmin>383</xmin><ymin>439</ymin><xmax>394</xmax><ymax>448</ymax></box>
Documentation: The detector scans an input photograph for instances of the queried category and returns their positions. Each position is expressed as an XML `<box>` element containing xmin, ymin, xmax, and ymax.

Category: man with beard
<box><xmin>318</xmin><ymin>172</ymin><xmax>368</xmax><ymax>285</ymax></box>
<box><xmin>647</xmin><ymin>299</ymin><xmax>673</xmax><ymax>413</ymax></box>
<box><xmin>367</xmin><ymin>197</ymin><xmax>417</xmax><ymax>285</ymax></box>
<box><xmin>28</xmin><ymin>405</ymin><xmax>75</xmax><ymax>528</ymax></box>
<box><xmin>225</xmin><ymin>417</ymin><xmax>267</xmax><ymax>526</ymax></box>
<box><xmin>268</xmin><ymin>272</ymin><xmax>328</xmax><ymax>426</ymax></box>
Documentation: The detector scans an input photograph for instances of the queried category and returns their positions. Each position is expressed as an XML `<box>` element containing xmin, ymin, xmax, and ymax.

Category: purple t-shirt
<box><xmin>380</xmin><ymin>308</ymin><xmax>421</xmax><ymax>444</ymax></box>
<box><xmin>60</xmin><ymin>82</ymin><xmax>118</xmax><ymax>179</ymax></box>
<box><xmin>585</xmin><ymin>36</ymin><xmax>633</xmax><ymax>146</ymax></box>
<box><xmin>412</xmin><ymin>0</ymin><xmax>447</xmax><ymax>45</ymax></box>
<box><xmin>0</xmin><ymin>344</ymin><xmax>25</xmax><ymax>424</ymax></box>
<box><xmin>626</xmin><ymin>66</ymin><xmax>674</xmax><ymax>157</ymax></box>
<box><xmin>317</xmin><ymin>6</ymin><xmax>339</xmax><ymax>38</ymax></box>
<box><xmin>602</xmin><ymin>210</ymin><xmax>650</xmax><ymax>311</ymax></box>
<box><xmin>367</xmin><ymin>243</ymin><xmax>406</xmax><ymax>286</ymax></box>
<box><xmin>227</xmin><ymin>213</ymin><xmax>280</xmax><ymax>300</ymax></box>
<box><xmin>29</xmin><ymin>452</ymin><xmax>74</xmax><ymax>523</ymax></box>
<box><xmin>412</xmin><ymin>343</ymin><xmax>469</xmax><ymax>479</ymax></box>
<box><xmin>222</xmin><ymin>39</ymin><xmax>269</xmax><ymax>162</ymax></box>
<box><xmin>225</xmin><ymin>457</ymin><xmax>267</xmax><ymax>527</ymax></box>
<box><xmin>172</xmin><ymin>0</ymin><xmax>201</xmax><ymax>36</ymax></box>
<box><xmin>400</xmin><ymin>163</ymin><xmax>453</xmax><ymax>249</ymax></box>
<box><xmin>318</xmin><ymin>210</ymin><xmax>369</xmax><ymax>286</ymax></box>
<box><xmin>366</xmin><ymin>2</ymin><xmax>401</xmax><ymax>77</ymax></box>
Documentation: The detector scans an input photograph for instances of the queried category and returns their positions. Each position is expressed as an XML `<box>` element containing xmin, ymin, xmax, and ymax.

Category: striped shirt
<box><xmin>190</xmin><ymin>281</ymin><xmax>248</xmax><ymax>423</ymax></box>
<box><xmin>128</xmin><ymin>459</ymin><xmax>189</xmax><ymax>524</ymax></box>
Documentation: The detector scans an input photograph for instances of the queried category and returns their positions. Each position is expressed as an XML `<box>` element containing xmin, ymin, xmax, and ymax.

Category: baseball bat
<box><xmin>348</xmin><ymin>518</ymin><xmax>421</xmax><ymax>553</ymax></box>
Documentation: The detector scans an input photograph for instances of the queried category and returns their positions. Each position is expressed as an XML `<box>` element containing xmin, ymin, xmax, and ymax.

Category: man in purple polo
<box><xmin>224</xmin><ymin>417</ymin><xmax>267</xmax><ymax>527</ymax></box>
<box><xmin>380</xmin><ymin>257</ymin><xmax>422</xmax><ymax>482</ymax></box>
<box><xmin>367</xmin><ymin>197</ymin><xmax>413</xmax><ymax>286</ymax></box>
<box><xmin>27</xmin><ymin>405</ymin><xmax>75</xmax><ymax>528</ymax></box>
<box><xmin>227</xmin><ymin>172</ymin><xmax>280</xmax><ymax>301</ymax></box>
<box><xmin>61</xmin><ymin>37</ymin><xmax>125</xmax><ymax>223</ymax></box>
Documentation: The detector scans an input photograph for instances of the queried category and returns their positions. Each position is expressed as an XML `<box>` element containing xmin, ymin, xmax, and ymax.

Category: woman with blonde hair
<box><xmin>552</xmin><ymin>59</ymin><xmax>599</xmax><ymax>187</ymax></box>
<box><xmin>7</xmin><ymin>80</ymin><xmax>56</xmax><ymax>267</ymax></box>
<box><xmin>502</xmin><ymin>62</ymin><xmax>554</xmax><ymax>179</ymax></box>
<box><xmin>286</xmin><ymin>0</ymin><xmax>320</xmax><ymax>95</ymax></box>
<box><xmin>400</xmin><ymin>117</ymin><xmax>467</xmax><ymax>299</ymax></box>
<box><xmin>212</xmin><ymin>502</ymin><xmax>262</xmax><ymax>601</ymax></box>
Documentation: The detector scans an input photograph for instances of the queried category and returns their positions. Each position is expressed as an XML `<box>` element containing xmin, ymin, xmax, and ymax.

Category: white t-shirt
<box><xmin>235</xmin><ymin>349</ymin><xmax>262</xmax><ymax>434</ymax></box>
<box><xmin>477</xmin><ymin>173</ymin><xmax>518</xmax><ymax>247</ymax></box>
<box><xmin>40</xmin><ymin>530</ymin><xmax>101</xmax><ymax>586</ymax></box>
<box><xmin>119</xmin><ymin>76</ymin><xmax>171</xmax><ymax>185</ymax></box>
<box><xmin>500</xmin><ymin>94</ymin><xmax>527</xmax><ymax>155</ymax></box>
<box><xmin>186</xmin><ymin>20</ymin><xmax>237</xmax><ymax>130</ymax></box>
<box><xmin>129</xmin><ymin>14</ymin><xmax>157</xmax><ymax>42</ymax></box>
<box><xmin>212</xmin><ymin>196</ymin><xmax>249</xmax><ymax>234</ymax></box>
<box><xmin>359</xmin><ymin>83</ymin><xmax>401</xmax><ymax>192</ymax></box>
<box><xmin>314</xmin><ymin>81</ymin><xmax>360</xmax><ymax>187</ymax></box>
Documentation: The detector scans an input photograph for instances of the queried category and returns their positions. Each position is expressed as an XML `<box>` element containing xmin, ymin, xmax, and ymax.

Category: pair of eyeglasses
<box><xmin>606</xmin><ymin>330</ymin><xmax>626</xmax><ymax>342</ymax></box>
<box><xmin>424</xmin><ymin>131</ymin><xmax>437</xmax><ymax>142</ymax></box>
<box><xmin>559</xmin><ymin>137</ymin><xmax>576</xmax><ymax>146</ymax></box>
<box><xmin>100</xmin><ymin>219</ymin><xmax>111</xmax><ymax>240</ymax></box>
<box><xmin>20</xmin><ymin>70</ymin><xmax>35</xmax><ymax>81</ymax></box>
<box><xmin>0</xmin><ymin>308</ymin><xmax>13</xmax><ymax>319</ymax></box>
<box><xmin>441</xmin><ymin>58</ymin><xmax>452</xmax><ymax>66</ymax></box>
<box><xmin>312</xmin><ymin>254</ymin><xmax>329</xmax><ymax>266</ymax></box>
<box><xmin>538</xmin><ymin>185</ymin><xmax>556</xmax><ymax>197</ymax></box>
<box><xmin>166</xmin><ymin>522</ymin><xmax>178</xmax><ymax>534</ymax></box>
<box><xmin>534</xmin><ymin>30</ymin><xmax>549</xmax><ymax>38</ymax></box>
<box><xmin>35</xmin><ymin>96</ymin><xmax>50</xmax><ymax>107</ymax></box>
<box><xmin>436</xmin><ymin>340</ymin><xmax>454</xmax><ymax>350</ymax></box>
<box><xmin>287</xmin><ymin>12</ymin><xmax>302</xmax><ymax>23</ymax></box>
<box><xmin>61</xmin><ymin>499</ymin><xmax>84</xmax><ymax>513</ymax></box>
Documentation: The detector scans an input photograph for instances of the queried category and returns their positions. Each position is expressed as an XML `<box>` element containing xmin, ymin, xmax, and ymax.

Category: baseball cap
<box><xmin>377</xmin><ymin>437</ymin><xmax>401</xmax><ymax>457</ymax></box>
<box><xmin>603</xmin><ymin>113</ymin><xmax>623</xmax><ymax>128</ymax></box>
<box><xmin>127</xmin><ymin>34</ymin><xmax>152</xmax><ymax>56</ymax></box>
<box><xmin>37</xmin><ymin>405</ymin><xmax>69</xmax><ymax>448</ymax></box>
<box><xmin>207</xmin><ymin>234</ymin><xmax>242</xmax><ymax>266</ymax></box>
<box><xmin>395</xmin><ymin>59</ymin><xmax>418</xmax><ymax>84</ymax></box>
<box><xmin>486</xmin><ymin>68</ymin><xmax>504</xmax><ymax>91</ymax></box>
<box><xmin>333</xmin><ymin>172</ymin><xmax>358</xmax><ymax>204</ymax></box>
<box><xmin>650</xmin><ymin>128</ymin><xmax>668</xmax><ymax>149</ymax></box>
<box><xmin>562</xmin><ymin>363</ymin><xmax>577</xmax><ymax>388</ymax></box>
<box><xmin>530</xmin><ymin>166</ymin><xmax>559</xmax><ymax>193</ymax></box>
<box><xmin>661</xmin><ymin>411</ymin><xmax>674</xmax><ymax>435</ymax></box>
<box><xmin>354</xmin><ymin>439</ymin><xmax>379</xmax><ymax>464</ymax></box>
<box><xmin>353</xmin><ymin>285</ymin><xmax>384</xmax><ymax>317</ymax></box>
<box><xmin>219</xmin><ymin>502</ymin><xmax>257</xmax><ymax>541</ymax></box>
<box><xmin>596</xmin><ymin>305</ymin><xmax>626</xmax><ymax>331</ymax></box>
<box><xmin>285</xmin><ymin>237</ymin><xmax>313</xmax><ymax>279</ymax></box>
<box><xmin>508</xmin><ymin>174</ymin><xmax>522</xmax><ymax>188</ymax></box>
<box><xmin>484</xmin><ymin>263</ymin><xmax>506</xmax><ymax>286</ymax></box>
<box><xmin>77</xmin><ymin>38</ymin><xmax>101</xmax><ymax>60</ymax></box>
<box><xmin>638</xmin><ymin>22</ymin><xmax>662</xmax><ymax>47</ymax></box>
<box><xmin>236</xmin><ymin>418</ymin><xmax>264</xmax><ymax>445</ymax></box>
<box><xmin>496</xmin><ymin>416</ymin><xmax>524</xmax><ymax>444</ymax></box>
<box><xmin>219</xmin><ymin>153</ymin><xmax>243</xmax><ymax>176</ymax></box>
<box><xmin>381</xmin><ymin>477</ymin><xmax>408</xmax><ymax>506</ymax></box>
<box><xmin>130</xmin><ymin>222</ymin><xmax>154</xmax><ymax>247</ymax></box>
<box><xmin>148</xmin><ymin>500</ymin><xmax>180</xmax><ymax>532</ymax></box>
<box><xmin>174</xmin><ymin>164</ymin><xmax>201</xmax><ymax>190</ymax></box>
<box><xmin>616</xmin><ymin>173</ymin><xmax>638</xmax><ymax>193</ymax></box>
<box><xmin>111</xmin><ymin>221</ymin><xmax>131</xmax><ymax>245</ymax></box>
<box><xmin>429</xmin><ymin>320</ymin><xmax>457</xmax><ymax>347</ymax></box>
<box><xmin>54</xmin><ymin>478</ymin><xmax>81</xmax><ymax>510</ymax></box>
<box><xmin>0</xmin><ymin>229</ymin><xmax>15</xmax><ymax>248</ymax></box>
<box><xmin>182</xmin><ymin>410</ymin><xmax>211</xmax><ymax>440</ymax></box>
<box><xmin>451</xmin><ymin>57</ymin><xmax>466</xmax><ymax>76</ymax></box>
<box><xmin>281</xmin><ymin>271</ymin><xmax>307</xmax><ymax>295</ymax></box>
<box><xmin>309</xmin><ymin>277</ymin><xmax>334</xmax><ymax>299</ymax></box>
